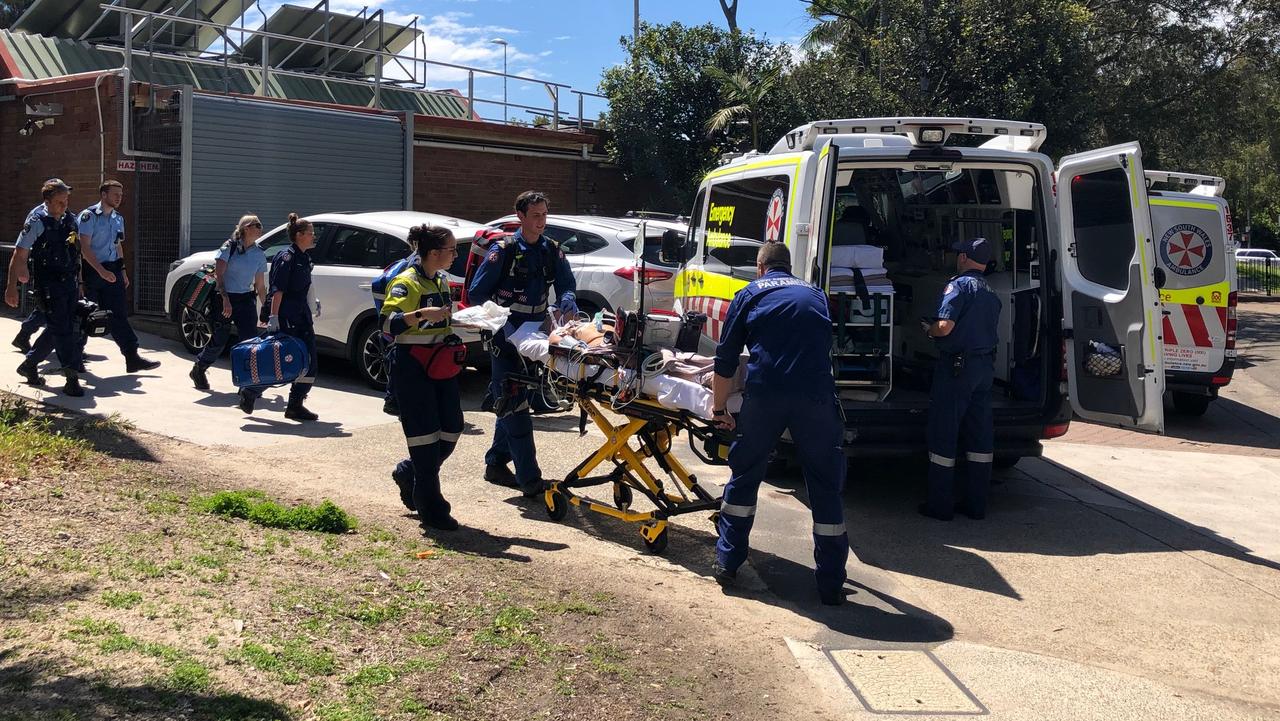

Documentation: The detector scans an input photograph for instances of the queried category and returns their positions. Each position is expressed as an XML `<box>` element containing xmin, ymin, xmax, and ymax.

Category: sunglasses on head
<box><xmin>245</xmin><ymin>222</ymin><xmax>262</xmax><ymax>229</ymax></box>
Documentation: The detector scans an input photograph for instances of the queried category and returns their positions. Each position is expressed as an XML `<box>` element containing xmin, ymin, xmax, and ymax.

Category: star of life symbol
<box><xmin>1159</xmin><ymin>223</ymin><xmax>1212</xmax><ymax>277</ymax></box>
<box><xmin>764</xmin><ymin>189</ymin><xmax>785</xmax><ymax>242</ymax></box>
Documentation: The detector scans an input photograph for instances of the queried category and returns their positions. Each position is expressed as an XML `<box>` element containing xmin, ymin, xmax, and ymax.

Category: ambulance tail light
<box><xmin>1042</xmin><ymin>422</ymin><xmax>1071</xmax><ymax>439</ymax></box>
<box><xmin>1225</xmin><ymin>291</ymin><xmax>1238</xmax><ymax>350</ymax></box>
<box><xmin>1211</xmin><ymin>375</ymin><xmax>1232</xmax><ymax>386</ymax></box>
<box><xmin>614</xmin><ymin>266</ymin><xmax>674</xmax><ymax>284</ymax></box>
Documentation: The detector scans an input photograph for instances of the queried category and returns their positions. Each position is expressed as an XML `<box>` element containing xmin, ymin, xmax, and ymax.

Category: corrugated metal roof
<box><xmin>0</xmin><ymin>31</ymin><xmax>470</xmax><ymax>119</ymax></box>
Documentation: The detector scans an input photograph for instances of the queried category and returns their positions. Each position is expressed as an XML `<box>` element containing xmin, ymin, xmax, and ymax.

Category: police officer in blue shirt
<box><xmin>4</xmin><ymin>179</ymin><xmax>85</xmax><ymax>396</ymax></box>
<box><xmin>260</xmin><ymin>213</ymin><xmax>320</xmax><ymax>421</ymax></box>
<box><xmin>189</xmin><ymin>214</ymin><xmax>269</xmax><ymax>395</ymax></box>
<box><xmin>710</xmin><ymin>242</ymin><xmax>848</xmax><ymax>606</ymax></box>
<box><xmin>468</xmin><ymin>191</ymin><xmax>576</xmax><ymax>497</ymax></box>
<box><xmin>920</xmin><ymin>237</ymin><xmax>1002</xmax><ymax>521</ymax></box>
<box><xmin>77</xmin><ymin>180</ymin><xmax>160</xmax><ymax>373</ymax></box>
<box><xmin>9</xmin><ymin>308</ymin><xmax>44</xmax><ymax>354</ymax></box>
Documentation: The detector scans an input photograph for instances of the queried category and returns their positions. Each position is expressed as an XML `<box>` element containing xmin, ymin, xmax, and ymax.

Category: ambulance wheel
<box><xmin>179</xmin><ymin>305</ymin><xmax>214</xmax><ymax>355</ymax></box>
<box><xmin>1172</xmin><ymin>392</ymin><xmax>1211</xmax><ymax>416</ymax></box>
<box><xmin>612</xmin><ymin>483</ymin><xmax>633</xmax><ymax>511</ymax></box>
<box><xmin>545</xmin><ymin>489</ymin><xmax>568</xmax><ymax>521</ymax></box>
<box><xmin>642</xmin><ymin>525</ymin><xmax>668</xmax><ymax>555</ymax></box>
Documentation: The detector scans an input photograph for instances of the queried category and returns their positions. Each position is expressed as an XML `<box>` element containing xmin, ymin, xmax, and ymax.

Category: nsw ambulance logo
<box><xmin>1159</xmin><ymin>223</ymin><xmax>1212</xmax><ymax>276</ymax></box>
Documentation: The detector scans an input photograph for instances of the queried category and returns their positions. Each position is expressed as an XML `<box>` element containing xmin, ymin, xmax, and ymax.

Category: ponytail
<box><xmin>287</xmin><ymin>212</ymin><xmax>312</xmax><ymax>242</ymax></box>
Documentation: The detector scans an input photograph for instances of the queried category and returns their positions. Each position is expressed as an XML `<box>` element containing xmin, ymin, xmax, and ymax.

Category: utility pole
<box><xmin>634</xmin><ymin>0</ymin><xmax>640</xmax><ymax>41</ymax></box>
<box><xmin>490</xmin><ymin>38</ymin><xmax>509</xmax><ymax>123</ymax></box>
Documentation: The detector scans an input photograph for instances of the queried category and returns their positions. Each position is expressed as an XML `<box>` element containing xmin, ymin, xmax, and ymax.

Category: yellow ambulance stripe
<box><xmin>1149</xmin><ymin>198</ymin><xmax>1219</xmax><ymax>212</ymax></box>
<box><xmin>672</xmin><ymin>269</ymin><xmax>749</xmax><ymax>301</ymax></box>
<box><xmin>1127</xmin><ymin>157</ymin><xmax>1158</xmax><ymax>365</ymax></box>
<box><xmin>1159</xmin><ymin>282</ymin><xmax>1230</xmax><ymax>307</ymax></box>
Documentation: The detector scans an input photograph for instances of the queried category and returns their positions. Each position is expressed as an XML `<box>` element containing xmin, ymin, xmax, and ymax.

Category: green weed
<box><xmin>165</xmin><ymin>659</ymin><xmax>213</xmax><ymax>692</ymax></box>
<box><xmin>194</xmin><ymin>491</ymin><xmax>356</xmax><ymax>534</ymax></box>
<box><xmin>100</xmin><ymin>590</ymin><xmax>142</xmax><ymax>609</ymax></box>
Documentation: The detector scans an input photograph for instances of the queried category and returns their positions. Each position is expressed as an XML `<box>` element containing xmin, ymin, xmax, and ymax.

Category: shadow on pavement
<box><xmin>239</xmin><ymin>417</ymin><xmax>350</xmax><ymax>438</ymax></box>
<box><xmin>1159</xmin><ymin>395</ymin><xmax>1280</xmax><ymax>451</ymax></box>
<box><xmin>424</xmin><ymin>519</ymin><xmax>569</xmax><ymax>563</ymax></box>
<box><xmin>504</xmin><ymin>492</ymin><xmax>955</xmax><ymax>644</ymax></box>
<box><xmin>0</xmin><ymin>649</ymin><xmax>293</xmax><ymax>721</ymax></box>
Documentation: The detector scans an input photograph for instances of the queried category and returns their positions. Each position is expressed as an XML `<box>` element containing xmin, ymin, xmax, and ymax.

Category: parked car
<box><xmin>1235</xmin><ymin>248</ymin><xmax>1279</xmax><ymax>260</ymax></box>
<box><xmin>164</xmin><ymin>211</ymin><xmax>486</xmax><ymax>389</ymax></box>
<box><xmin>485</xmin><ymin>214</ymin><xmax>691</xmax><ymax>316</ymax></box>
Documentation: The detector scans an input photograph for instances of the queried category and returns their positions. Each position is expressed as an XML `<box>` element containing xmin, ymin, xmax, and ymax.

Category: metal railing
<box><xmin>95</xmin><ymin>4</ymin><xmax>608</xmax><ymax>131</ymax></box>
<box><xmin>1237</xmin><ymin>257</ymin><xmax>1277</xmax><ymax>296</ymax></box>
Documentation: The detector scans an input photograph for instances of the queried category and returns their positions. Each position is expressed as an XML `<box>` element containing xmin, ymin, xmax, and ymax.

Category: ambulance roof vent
<box><xmin>1144</xmin><ymin>170</ymin><xmax>1226</xmax><ymax>197</ymax></box>
<box><xmin>772</xmin><ymin>117</ymin><xmax>1047</xmax><ymax>154</ymax></box>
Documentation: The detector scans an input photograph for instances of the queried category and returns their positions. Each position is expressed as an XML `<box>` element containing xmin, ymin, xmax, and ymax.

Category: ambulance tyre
<box><xmin>1172</xmin><ymin>392</ymin><xmax>1211</xmax><ymax>417</ymax></box>
<box><xmin>545</xmin><ymin>489</ymin><xmax>568</xmax><ymax>521</ymax></box>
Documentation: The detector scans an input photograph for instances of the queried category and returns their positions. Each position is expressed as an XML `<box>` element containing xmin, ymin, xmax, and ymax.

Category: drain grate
<box><xmin>825</xmin><ymin>648</ymin><xmax>986</xmax><ymax>715</ymax></box>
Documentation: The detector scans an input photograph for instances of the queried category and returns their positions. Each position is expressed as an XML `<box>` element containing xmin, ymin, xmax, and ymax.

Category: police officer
<box><xmin>467</xmin><ymin>191</ymin><xmax>576</xmax><ymax>497</ymax></box>
<box><xmin>381</xmin><ymin>225</ymin><xmax>466</xmax><ymax>531</ymax></box>
<box><xmin>4</xmin><ymin>179</ymin><xmax>85</xmax><ymax>396</ymax></box>
<box><xmin>710</xmin><ymin>242</ymin><xmax>848</xmax><ymax>606</ymax></box>
<box><xmin>77</xmin><ymin>180</ymin><xmax>160</xmax><ymax>373</ymax></box>
<box><xmin>189</xmin><ymin>215</ymin><xmax>268</xmax><ymax>396</ymax></box>
<box><xmin>9</xmin><ymin>308</ymin><xmax>43</xmax><ymax>354</ymax></box>
<box><xmin>259</xmin><ymin>213</ymin><xmax>320</xmax><ymax>421</ymax></box>
<box><xmin>920</xmin><ymin>237</ymin><xmax>1002</xmax><ymax>521</ymax></box>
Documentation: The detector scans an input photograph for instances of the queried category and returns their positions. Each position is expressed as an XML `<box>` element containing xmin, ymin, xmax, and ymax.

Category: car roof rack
<box><xmin>1144</xmin><ymin>170</ymin><xmax>1226</xmax><ymax>197</ymax></box>
<box><xmin>771</xmin><ymin>117</ymin><xmax>1047</xmax><ymax>154</ymax></box>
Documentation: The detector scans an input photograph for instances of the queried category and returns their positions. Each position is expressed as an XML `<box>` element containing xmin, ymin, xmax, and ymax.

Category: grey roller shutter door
<box><xmin>186</xmin><ymin>94</ymin><xmax>405</xmax><ymax>253</ymax></box>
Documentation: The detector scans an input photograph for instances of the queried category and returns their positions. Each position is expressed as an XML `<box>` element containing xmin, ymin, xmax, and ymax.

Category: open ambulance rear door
<box><xmin>1057</xmin><ymin>142</ymin><xmax>1165</xmax><ymax>433</ymax></box>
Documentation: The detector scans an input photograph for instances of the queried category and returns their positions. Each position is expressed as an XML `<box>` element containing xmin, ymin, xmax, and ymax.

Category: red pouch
<box><xmin>409</xmin><ymin>340</ymin><xmax>467</xmax><ymax>380</ymax></box>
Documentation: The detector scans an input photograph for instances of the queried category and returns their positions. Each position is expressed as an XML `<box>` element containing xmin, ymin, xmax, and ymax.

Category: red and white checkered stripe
<box><xmin>1162</xmin><ymin>303</ymin><xmax>1227</xmax><ymax>348</ymax></box>
<box><xmin>682</xmin><ymin>296</ymin><xmax>732</xmax><ymax>342</ymax></box>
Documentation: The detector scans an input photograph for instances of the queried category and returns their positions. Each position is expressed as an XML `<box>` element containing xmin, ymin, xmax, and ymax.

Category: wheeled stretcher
<box><xmin>504</xmin><ymin>322</ymin><xmax>731</xmax><ymax>554</ymax></box>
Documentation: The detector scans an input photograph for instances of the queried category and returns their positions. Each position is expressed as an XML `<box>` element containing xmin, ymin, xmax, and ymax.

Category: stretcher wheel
<box><xmin>545</xmin><ymin>489</ymin><xmax>568</xmax><ymax>522</ymax></box>
<box><xmin>612</xmin><ymin>483</ymin><xmax>633</xmax><ymax>511</ymax></box>
<box><xmin>641</xmin><ymin>525</ymin><xmax>668</xmax><ymax>555</ymax></box>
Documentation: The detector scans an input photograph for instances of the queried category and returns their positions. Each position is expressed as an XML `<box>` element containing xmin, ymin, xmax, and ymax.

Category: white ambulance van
<box><xmin>660</xmin><ymin>118</ymin><xmax>1166</xmax><ymax>465</ymax></box>
<box><xmin>1145</xmin><ymin>171</ymin><xmax>1237</xmax><ymax>416</ymax></box>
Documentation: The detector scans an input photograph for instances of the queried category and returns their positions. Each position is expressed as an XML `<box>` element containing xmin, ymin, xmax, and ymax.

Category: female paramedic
<box><xmin>380</xmin><ymin>225</ymin><xmax>466</xmax><ymax>532</ymax></box>
<box><xmin>260</xmin><ymin>213</ymin><xmax>320</xmax><ymax>421</ymax></box>
<box><xmin>189</xmin><ymin>214</ymin><xmax>268</xmax><ymax>397</ymax></box>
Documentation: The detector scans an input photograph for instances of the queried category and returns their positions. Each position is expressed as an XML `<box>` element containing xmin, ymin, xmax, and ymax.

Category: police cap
<box><xmin>951</xmin><ymin>237</ymin><xmax>992</xmax><ymax>265</ymax></box>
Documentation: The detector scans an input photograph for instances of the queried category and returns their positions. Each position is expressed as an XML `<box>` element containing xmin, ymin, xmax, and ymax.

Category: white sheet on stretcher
<box><xmin>508</xmin><ymin>322</ymin><xmax>737</xmax><ymax>419</ymax></box>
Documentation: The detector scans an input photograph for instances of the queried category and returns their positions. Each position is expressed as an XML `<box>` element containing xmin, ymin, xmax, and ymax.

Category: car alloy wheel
<box><xmin>180</xmin><ymin>306</ymin><xmax>213</xmax><ymax>354</ymax></box>
<box><xmin>361</xmin><ymin>327</ymin><xmax>391</xmax><ymax>388</ymax></box>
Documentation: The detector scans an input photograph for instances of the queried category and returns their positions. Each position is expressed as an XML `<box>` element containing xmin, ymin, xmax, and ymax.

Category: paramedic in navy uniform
<box><xmin>467</xmin><ymin>191</ymin><xmax>577</xmax><ymax>498</ymax></box>
<box><xmin>77</xmin><ymin>180</ymin><xmax>160</xmax><ymax>373</ymax></box>
<box><xmin>260</xmin><ymin>213</ymin><xmax>320</xmax><ymax>421</ymax></box>
<box><xmin>6</xmin><ymin>179</ymin><xmax>86</xmax><ymax>396</ymax></box>
<box><xmin>920</xmin><ymin>237</ymin><xmax>1002</xmax><ymax>521</ymax></box>
<box><xmin>710</xmin><ymin>241</ymin><xmax>849</xmax><ymax>606</ymax></box>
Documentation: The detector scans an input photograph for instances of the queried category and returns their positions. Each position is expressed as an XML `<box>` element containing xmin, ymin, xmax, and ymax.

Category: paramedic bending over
<box><xmin>710</xmin><ymin>241</ymin><xmax>849</xmax><ymax>607</ymax></box>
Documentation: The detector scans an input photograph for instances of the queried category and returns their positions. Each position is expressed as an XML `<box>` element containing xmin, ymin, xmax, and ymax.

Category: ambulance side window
<box><xmin>1069</xmin><ymin>168</ymin><xmax>1135</xmax><ymax>292</ymax></box>
<box><xmin>688</xmin><ymin>190</ymin><xmax>706</xmax><ymax>262</ymax></box>
<box><xmin>702</xmin><ymin>174</ymin><xmax>790</xmax><ymax>279</ymax></box>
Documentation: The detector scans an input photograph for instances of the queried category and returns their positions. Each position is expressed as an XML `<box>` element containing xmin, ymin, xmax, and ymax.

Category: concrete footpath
<box><xmin>1</xmin><ymin>314</ymin><xmax>1278</xmax><ymax>719</ymax></box>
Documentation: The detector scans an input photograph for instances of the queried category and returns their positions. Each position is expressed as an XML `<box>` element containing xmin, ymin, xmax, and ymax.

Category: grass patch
<box><xmin>344</xmin><ymin>663</ymin><xmax>397</xmax><ymax>689</ymax></box>
<box><xmin>236</xmin><ymin>639</ymin><xmax>336</xmax><ymax>685</ymax></box>
<box><xmin>586</xmin><ymin>635</ymin><xmax>628</xmax><ymax>676</ymax></box>
<box><xmin>475</xmin><ymin>606</ymin><xmax>547</xmax><ymax>653</ymax></box>
<box><xmin>100</xmin><ymin>590</ymin><xmax>142</xmax><ymax>609</ymax></box>
<box><xmin>65</xmin><ymin>617</ymin><xmax>122</xmax><ymax>641</ymax></box>
<box><xmin>408</xmin><ymin>629</ymin><xmax>452</xmax><ymax>649</ymax></box>
<box><xmin>194</xmin><ymin>490</ymin><xmax>356</xmax><ymax>534</ymax></box>
<box><xmin>0</xmin><ymin>409</ymin><xmax>92</xmax><ymax>479</ymax></box>
<box><xmin>165</xmin><ymin>658</ymin><xmax>213</xmax><ymax>692</ymax></box>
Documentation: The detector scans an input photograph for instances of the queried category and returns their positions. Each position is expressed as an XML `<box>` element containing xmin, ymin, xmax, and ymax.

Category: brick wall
<box><xmin>412</xmin><ymin>145</ymin><xmax>630</xmax><ymax>223</ymax></box>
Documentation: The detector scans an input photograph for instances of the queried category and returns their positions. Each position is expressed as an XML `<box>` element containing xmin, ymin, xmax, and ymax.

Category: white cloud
<box><xmin>553</xmin><ymin>35</ymin><xmax>573</xmax><ymax>41</ymax></box>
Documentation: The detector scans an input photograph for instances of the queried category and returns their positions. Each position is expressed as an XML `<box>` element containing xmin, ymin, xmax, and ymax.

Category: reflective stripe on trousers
<box><xmin>925</xmin><ymin>356</ymin><xmax>995</xmax><ymax>516</ymax></box>
<box><xmin>394</xmin><ymin>346</ymin><xmax>463</xmax><ymax>521</ymax></box>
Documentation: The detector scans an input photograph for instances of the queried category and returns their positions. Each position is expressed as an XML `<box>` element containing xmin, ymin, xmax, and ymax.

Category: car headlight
<box><xmin>168</xmin><ymin>260</ymin><xmax>183</xmax><ymax>271</ymax></box>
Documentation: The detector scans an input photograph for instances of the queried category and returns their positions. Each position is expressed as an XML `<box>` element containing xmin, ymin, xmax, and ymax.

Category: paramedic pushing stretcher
<box><xmin>920</xmin><ymin>237</ymin><xmax>1002</xmax><ymax>521</ymax></box>
<box><xmin>710</xmin><ymin>242</ymin><xmax>849</xmax><ymax>606</ymax></box>
<box><xmin>468</xmin><ymin>191</ymin><xmax>577</xmax><ymax>497</ymax></box>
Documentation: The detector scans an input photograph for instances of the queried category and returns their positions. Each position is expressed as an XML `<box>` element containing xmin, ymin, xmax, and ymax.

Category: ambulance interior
<box><xmin>821</xmin><ymin>164</ymin><xmax>1048</xmax><ymax>410</ymax></box>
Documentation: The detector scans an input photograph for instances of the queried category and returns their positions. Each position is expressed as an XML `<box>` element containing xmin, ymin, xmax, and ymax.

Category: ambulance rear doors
<box><xmin>1145</xmin><ymin>174</ymin><xmax>1234</xmax><ymax>378</ymax></box>
<box><xmin>1056</xmin><ymin>143</ymin><xmax>1166</xmax><ymax>433</ymax></box>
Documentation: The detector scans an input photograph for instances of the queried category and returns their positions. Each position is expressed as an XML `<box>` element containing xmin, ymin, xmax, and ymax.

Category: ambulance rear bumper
<box><xmin>1166</xmin><ymin>359</ymin><xmax>1236</xmax><ymax>396</ymax></box>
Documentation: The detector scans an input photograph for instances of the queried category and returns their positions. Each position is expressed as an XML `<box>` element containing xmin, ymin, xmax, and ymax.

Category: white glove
<box><xmin>267</xmin><ymin>315</ymin><xmax>280</xmax><ymax>333</ymax></box>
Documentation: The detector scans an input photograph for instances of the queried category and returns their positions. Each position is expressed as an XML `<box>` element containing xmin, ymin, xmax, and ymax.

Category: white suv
<box><xmin>1235</xmin><ymin>248</ymin><xmax>1279</xmax><ymax>260</ymax></box>
<box><xmin>485</xmin><ymin>214</ymin><xmax>690</xmax><ymax>315</ymax></box>
<box><xmin>164</xmin><ymin>211</ymin><xmax>487</xmax><ymax>388</ymax></box>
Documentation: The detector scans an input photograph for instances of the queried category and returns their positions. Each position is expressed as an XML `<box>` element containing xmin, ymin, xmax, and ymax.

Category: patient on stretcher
<box><xmin>548</xmin><ymin>319</ymin><xmax>614</xmax><ymax>349</ymax></box>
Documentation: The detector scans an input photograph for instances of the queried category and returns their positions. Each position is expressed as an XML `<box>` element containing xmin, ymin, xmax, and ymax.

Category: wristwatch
<box><xmin>712</xmin><ymin>408</ymin><xmax>727</xmax><ymax>417</ymax></box>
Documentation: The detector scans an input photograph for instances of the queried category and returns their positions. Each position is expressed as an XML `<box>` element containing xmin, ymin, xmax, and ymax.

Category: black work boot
<box><xmin>484</xmin><ymin>464</ymin><xmax>518</xmax><ymax>488</ymax></box>
<box><xmin>237</xmin><ymin>389</ymin><xmax>255</xmax><ymax>415</ymax></box>
<box><xmin>284</xmin><ymin>397</ymin><xmax>318</xmax><ymax>422</ymax></box>
<box><xmin>421</xmin><ymin>513</ymin><xmax>460</xmax><ymax>532</ymax></box>
<box><xmin>711</xmin><ymin>562</ymin><xmax>737</xmax><ymax>589</ymax></box>
<box><xmin>62</xmin><ymin>373</ymin><xmax>85</xmax><ymax>398</ymax></box>
<box><xmin>189</xmin><ymin>362</ymin><xmax>210</xmax><ymax>390</ymax></box>
<box><xmin>11</xmin><ymin>334</ymin><xmax>31</xmax><ymax>354</ymax></box>
<box><xmin>125</xmin><ymin>353</ymin><xmax>160</xmax><ymax>373</ymax></box>
<box><xmin>391</xmin><ymin>463</ymin><xmax>416</xmax><ymax>513</ymax></box>
<box><xmin>382</xmin><ymin>396</ymin><xmax>400</xmax><ymax>416</ymax></box>
<box><xmin>17</xmin><ymin>361</ymin><xmax>45</xmax><ymax>387</ymax></box>
<box><xmin>818</xmin><ymin>587</ymin><xmax>846</xmax><ymax>607</ymax></box>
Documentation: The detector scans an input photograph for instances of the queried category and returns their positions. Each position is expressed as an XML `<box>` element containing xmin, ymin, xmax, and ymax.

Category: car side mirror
<box><xmin>659</xmin><ymin>229</ymin><xmax>686</xmax><ymax>265</ymax></box>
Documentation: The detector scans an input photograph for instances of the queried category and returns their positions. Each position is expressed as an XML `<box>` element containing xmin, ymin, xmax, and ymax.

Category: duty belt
<box><xmin>101</xmin><ymin>259</ymin><xmax>124</xmax><ymax>271</ymax></box>
<box><xmin>506</xmin><ymin>301</ymin><xmax>547</xmax><ymax>314</ymax></box>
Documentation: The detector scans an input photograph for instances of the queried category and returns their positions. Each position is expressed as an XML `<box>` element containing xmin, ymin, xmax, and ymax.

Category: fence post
<box><xmin>467</xmin><ymin>71</ymin><xmax>474</xmax><ymax>119</ymax></box>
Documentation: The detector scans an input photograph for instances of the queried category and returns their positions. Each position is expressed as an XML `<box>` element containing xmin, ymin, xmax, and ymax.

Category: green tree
<box><xmin>599</xmin><ymin>22</ymin><xmax>793</xmax><ymax>211</ymax></box>
<box><xmin>704</xmin><ymin>65</ymin><xmax>780</xmax><ymax>150</ymax></box>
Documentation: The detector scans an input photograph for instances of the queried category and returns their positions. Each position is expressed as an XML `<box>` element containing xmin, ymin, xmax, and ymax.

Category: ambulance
<box><xmin>659</xmin><ymin>117</ymin><xmax>1168</xmax><ymax>466</ymax></box>
<box><xmin>1144</xmin><ymin>171</ymin><xmax>1237</xmax><ymax>416</ymax></box>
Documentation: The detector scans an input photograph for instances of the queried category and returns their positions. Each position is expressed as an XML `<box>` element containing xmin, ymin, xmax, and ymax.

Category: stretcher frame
<box><xmin>516</xmin><ymin>368</ymin><xmax>728</xmax><ymax>555</ymax></box>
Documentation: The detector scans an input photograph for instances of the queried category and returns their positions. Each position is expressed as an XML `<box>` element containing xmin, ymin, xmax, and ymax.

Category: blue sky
<box><xmin>251</xmin><ymin>1</ymin><xmax>818</xmax><ymax>122</ymax></box>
